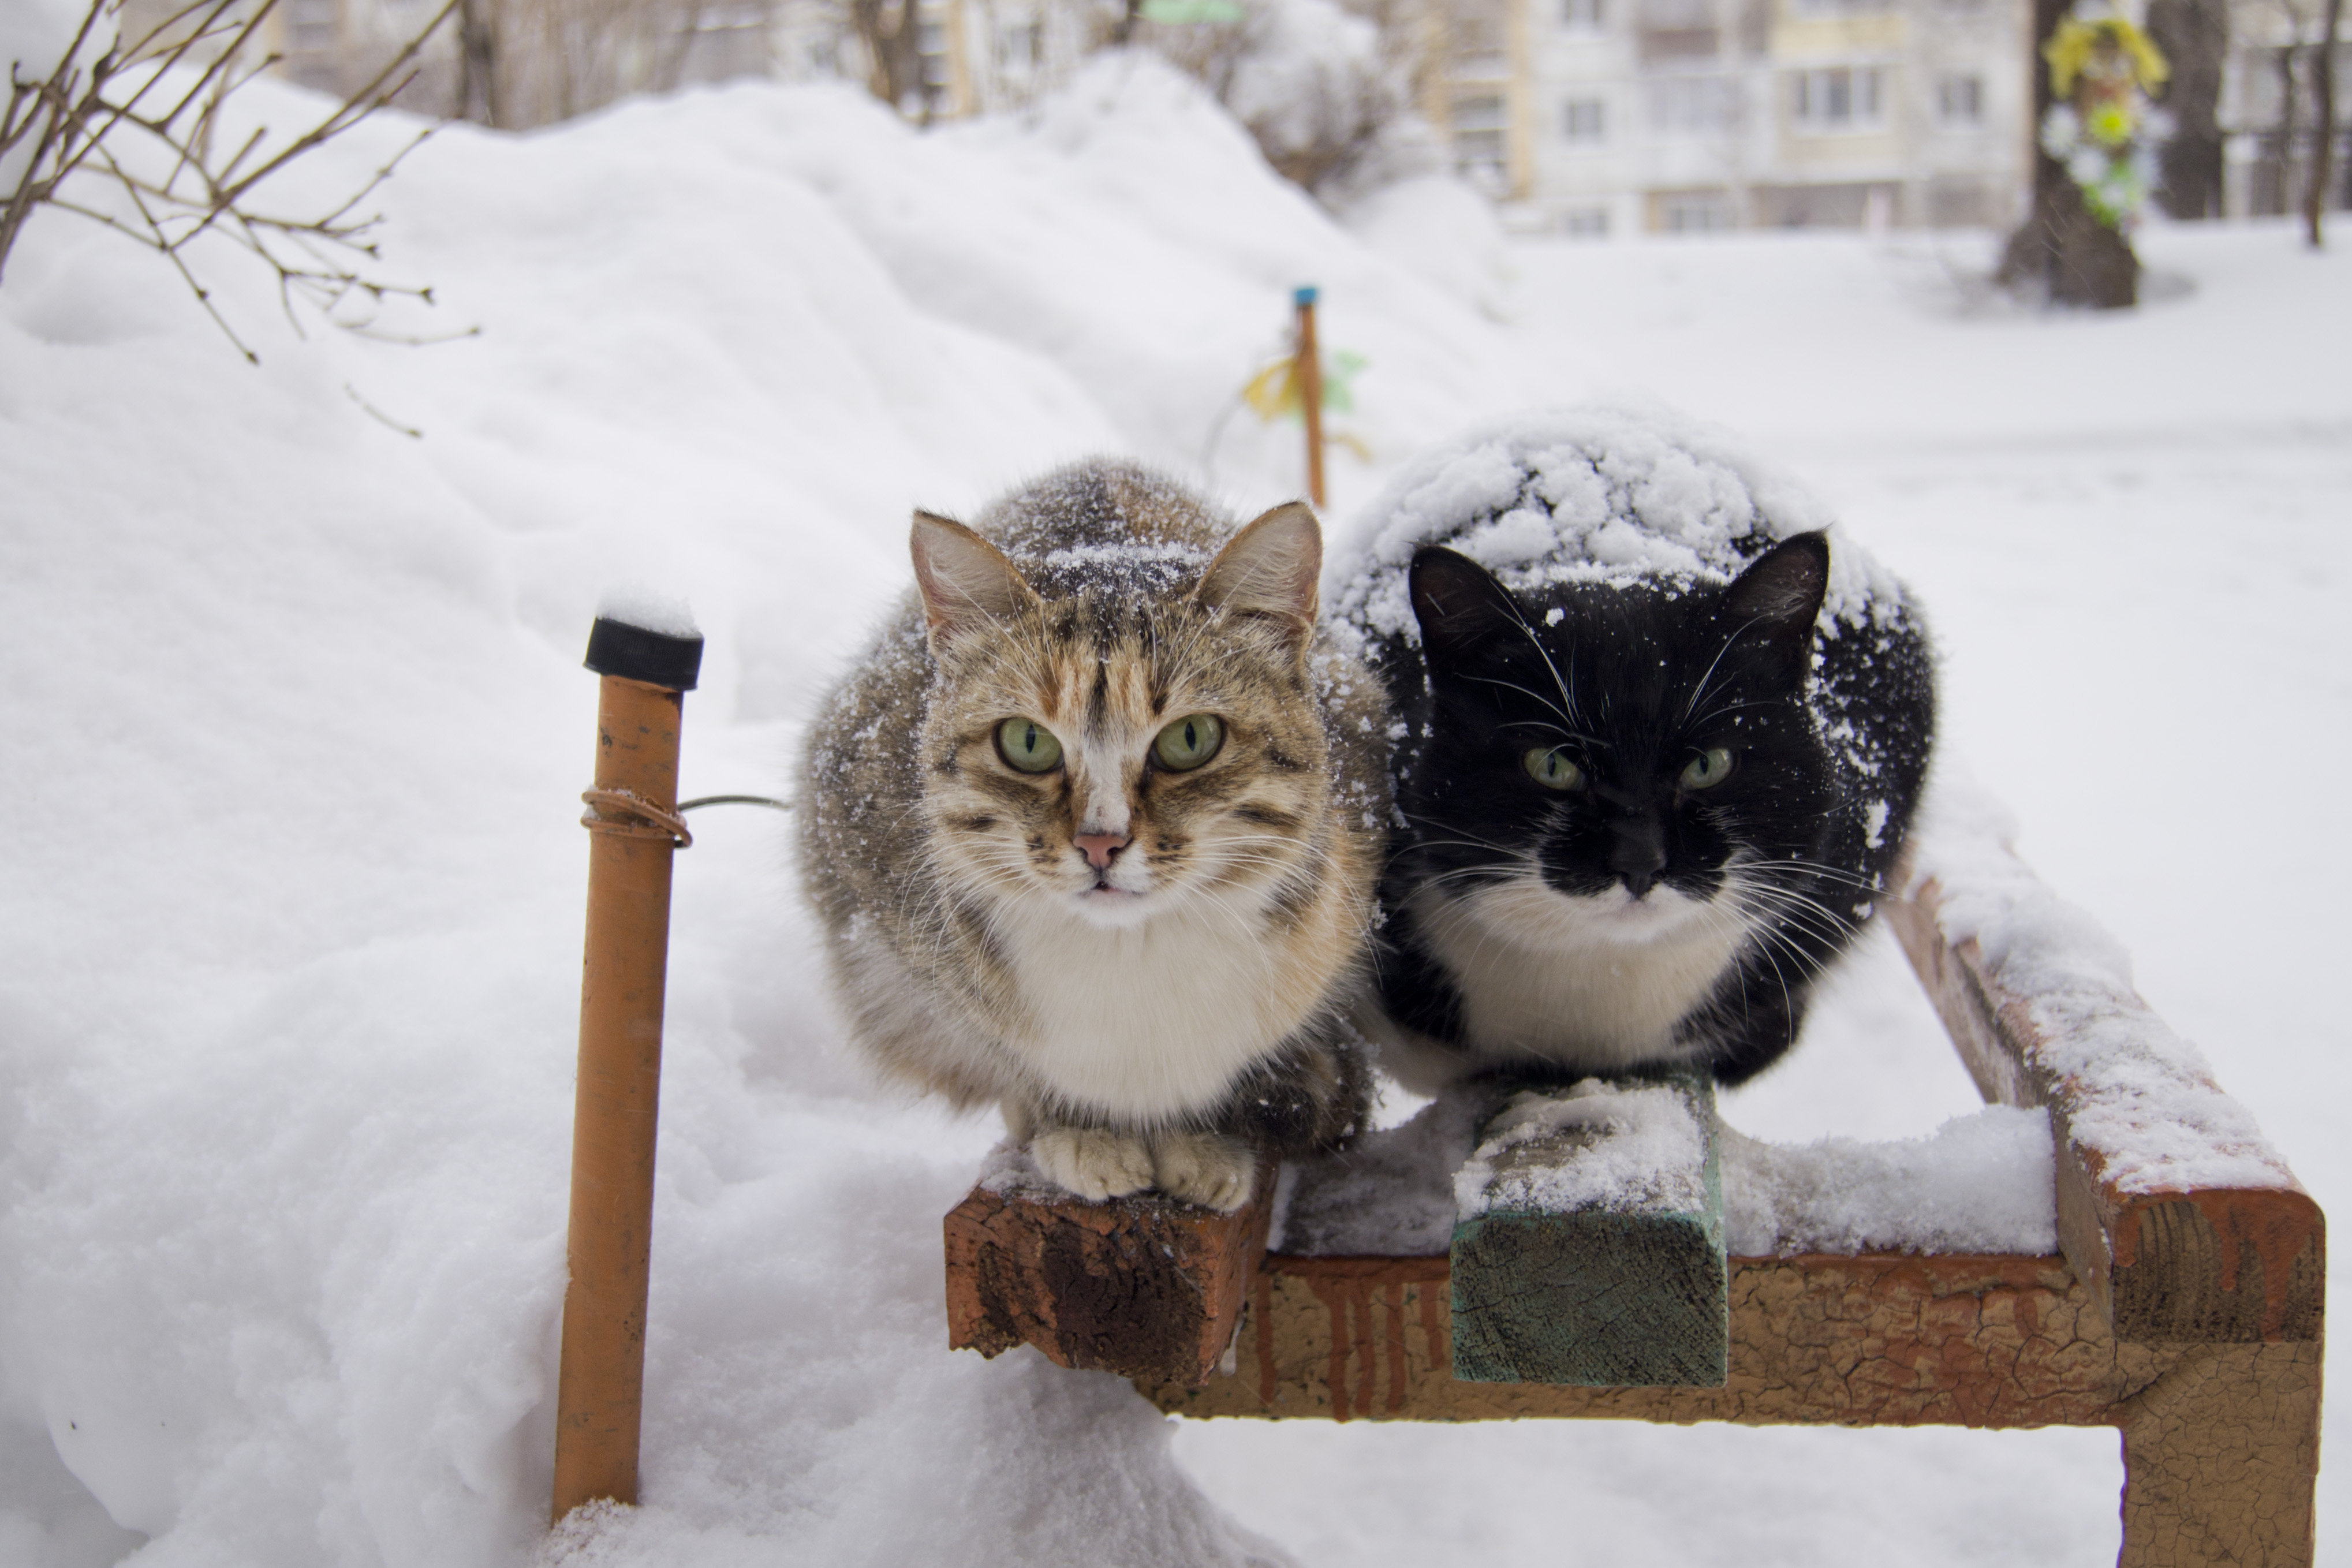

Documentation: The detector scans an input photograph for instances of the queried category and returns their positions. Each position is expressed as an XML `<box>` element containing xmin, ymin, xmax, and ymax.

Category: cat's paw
<box><xmin>1030</xmin><ymin>1128</ymin><xmax>1156</xmax><ymax>1203</ymax></box>
<box><xmin>1150</xmin><ymin>1132</ymin><xmax>1257</xmax><ymax>1213</ymax></box>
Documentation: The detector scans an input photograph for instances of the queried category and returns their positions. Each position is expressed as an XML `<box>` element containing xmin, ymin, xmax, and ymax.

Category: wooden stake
<box><xmin>1293</xmin><ymin>285</ymin><xmax>1326</xmax><ymax>510</ymax></box>
<box><xmin>551</xmin><ymin>615</ymin><xmax>703</xmax><ymax>1525</ymax></box>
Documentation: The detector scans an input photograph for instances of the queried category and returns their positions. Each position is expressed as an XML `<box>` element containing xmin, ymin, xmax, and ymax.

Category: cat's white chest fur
<box><xmin>994</xmin><ymin>899</ymin><xmax>1301</xmax><ymax>1121</ymax></box>
<box><xmin>1410</xmin><ymin>875</ymin><xmax>1752</xmax><ymax>1070</ymax></box>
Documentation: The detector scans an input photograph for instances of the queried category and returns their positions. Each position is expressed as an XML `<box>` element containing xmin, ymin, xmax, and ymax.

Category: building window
<box><xmin>917</xmin><ymin>21</ymin><xmax>953</xmax><ymax>88</ymax></box>
<box><xmin>1453</xmin><ymin>94</ymin><xmax>1509</xmax><ymax>186</ymax></box>
<box><xmin>1562</xmin><ymin>206</ymin><xmax>1611</xmax><ymax>236</ymax></box>
<box><xmin>1649</xmin><ymin>75</ymin><xmax>1738</xmax><ymax>133</ymax></box>
<box><xmin>1790</xmin><ymin>66</ymin><xmax>1884</xmax><ymax>130</ymax></box>
<box><xmin>1656</xmin><ymin>191</ymin><xmax>1735</xmax><ymax>231</ymax></box>
<box><xmin>1937</xmin><ymin>73</ymin><xmax>1983</xmax><ymax>123</ymax></box>
<box><xmin>996</xmin><ymin>22</ymin><xmax>1041</xmax><ymax>66</ymax></box>
<box><xmin>1563</xmin><ymin>97</ymin><xmax>1606</xmax><ymax>140</ymax></box>
<box><xmin>286</xmin><ymin>0</ymin><xmax>338</xmax><ymax>52</ymax></box>
<box><xmin>1562</xmin><ymin>0</ymin><xmax>1604</xmax><ymax>28</ymax></box>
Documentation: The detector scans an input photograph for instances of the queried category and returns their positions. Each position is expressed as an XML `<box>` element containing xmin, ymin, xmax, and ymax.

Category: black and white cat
<box><xmin>1329</xmin><ymin>411</ymin><xmax>1936</xmax><ymax>1088</ymax></box>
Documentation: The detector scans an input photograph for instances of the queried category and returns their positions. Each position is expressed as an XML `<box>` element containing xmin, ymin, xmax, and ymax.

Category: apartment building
<box><xmin>1435</xmin><ymin>0</ymin><xmax>2032</xmax><ymax>234</ymax></box>
<box><xmin>2216</xmin><ymin>20</ymin><xmax>2352</xmax><ymax>219</ymax></box>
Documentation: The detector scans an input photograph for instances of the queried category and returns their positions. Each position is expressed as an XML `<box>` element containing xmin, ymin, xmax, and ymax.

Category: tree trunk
<box><xmin>851</xmin><ymin>0</ymin><xmax>925</xmax><ymax>112</ymax></box>
<box><xmin>456</xmin><ymin>0</ymin><xmax>502</xmax><ymax>126</ymax></box>
<box><xmin>1998</xmin><ymin>0</ymin><xmax>2140</xmax><ymax>307</ymax></box>
<box><xmin>2148</xmin><ymin>0</ymin><xmax>2229</xmax><ymax>217</ymax></box>
<box><xmin>2269</xmin><ymin>36</ymin><xmax>2302</xmax><ymax>215</ymax></box>
<box><xmin>2310</xmin><ymin>0</ymin><xmax>2343</xmax><ymax>244</ymax></box>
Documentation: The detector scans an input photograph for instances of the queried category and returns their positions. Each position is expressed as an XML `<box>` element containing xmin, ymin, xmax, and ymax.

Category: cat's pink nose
<box><xmin>1074</xmin><ymin>832</ymin><xmax>1130</xmax><ymax>872</ymax></box>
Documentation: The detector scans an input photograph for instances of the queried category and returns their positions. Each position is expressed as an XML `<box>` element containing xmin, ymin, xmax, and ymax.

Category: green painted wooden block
<box><xmin>1449</xmin><ymin>1069</ymin><xmax>1728</xmax><ymax>1388</ymax></box>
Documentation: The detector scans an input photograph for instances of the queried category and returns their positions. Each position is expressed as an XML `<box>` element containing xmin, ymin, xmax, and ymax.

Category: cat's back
<box><xmin>1327</xmin><ymin>408</ymin><xmax>1933</xmax><ymax>784</ymax></box>
<box><xmin>1330</xmin><ymin>410</ymin><xmax>1912</xmax><ymax>662</ymax></box>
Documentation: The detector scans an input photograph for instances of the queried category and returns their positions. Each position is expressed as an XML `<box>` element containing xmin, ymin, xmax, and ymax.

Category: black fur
<box><xmin>1370</xmin><ymin>533</ymin><xmax>1935</xmax><ymax>1086</ymax></box>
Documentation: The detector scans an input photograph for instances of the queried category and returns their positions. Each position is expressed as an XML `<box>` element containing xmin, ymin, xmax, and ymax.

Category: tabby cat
<box><xmin>798</xmin><ymin>461</ymin><xmax>1388</xmax><ymax>1210</ymax></box>
<box><xmin>1330</xmin><ymin>412</ymin><xmax>1936</xmax><ymax>1088</ymax></box>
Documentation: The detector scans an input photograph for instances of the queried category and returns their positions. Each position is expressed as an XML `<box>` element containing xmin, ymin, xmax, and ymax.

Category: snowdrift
<box><xmin>0</xmin><ymin>55</ymin><xmax>1543</xmax><ymax>1568</ymax></box>
<box><xmin>6</xmin><ymin>36</ymin><xmax>2349</xmax><ymax>1568</ymax></box>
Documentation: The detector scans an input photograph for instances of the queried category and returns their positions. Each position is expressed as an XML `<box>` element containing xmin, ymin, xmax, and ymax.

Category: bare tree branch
<box><xmin>2</xmin><ymin>0</ymin><xmax>460</xmax><ymax>361</ymax></box>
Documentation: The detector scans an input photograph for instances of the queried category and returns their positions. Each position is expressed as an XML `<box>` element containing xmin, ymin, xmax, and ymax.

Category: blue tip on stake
<box><xmin>1293</xmin><ymin>285</ymin><xmax>1318</xmax><ymax>307</ymax></box>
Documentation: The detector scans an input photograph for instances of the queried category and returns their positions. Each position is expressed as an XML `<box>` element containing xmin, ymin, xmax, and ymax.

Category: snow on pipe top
<box><xmin>588</xmin><ymin>585</ymin><xmax>703</xmax><ymax>692</ymax></box>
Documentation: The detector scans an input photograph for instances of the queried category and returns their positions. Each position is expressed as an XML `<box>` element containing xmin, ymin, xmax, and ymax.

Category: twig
<box><xmin>1</xmin><ymin>0</ymin><xmax>459</xmax><ymax>361</ymax></box>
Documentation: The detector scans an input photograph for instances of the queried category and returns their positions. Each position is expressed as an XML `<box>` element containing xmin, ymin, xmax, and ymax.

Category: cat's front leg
<box><xmin>1010</xmin><ymin>1100</ymin><xmax>1256</xmax><ymax>1211</ymax></box>
<box><xmin>1027</xmin><ymin>1125</ymin><xmax>1158</xmax><ymax>1203</ymax></box>
<box><xmin>1147</xmin><ymin>1129</ymin><xmax>1256</xmax><ymax>1212</ymax></box>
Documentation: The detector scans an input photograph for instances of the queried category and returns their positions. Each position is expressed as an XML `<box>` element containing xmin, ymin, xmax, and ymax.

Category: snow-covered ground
<box><xmin>1</xmin><ymin>54</ymin><xmax>2345</xmax><ymax>1568</ymax></box>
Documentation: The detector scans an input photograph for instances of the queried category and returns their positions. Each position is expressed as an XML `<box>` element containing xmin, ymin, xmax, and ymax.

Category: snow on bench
<box><xmin>1887</xmin><ymin>784</ymin><xmax>2320</xmax><ymax>1345</ymax></box>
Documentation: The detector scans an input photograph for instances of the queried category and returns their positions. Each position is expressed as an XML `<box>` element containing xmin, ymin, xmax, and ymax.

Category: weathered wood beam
<box><xmin>1147</xmin><ymin>1250</ymin><xmax>2320</xmax><ymax>1566</ymax></box>
<box><xmin>1885</xmin><ymin>876</ymin><xmax>2323</xmax><ymax>1346</ymax></box>
<box><xmin>943</xmin><ymin>1155</ymin><xmax>1275</xmax><ymax>1387</ymax></box>
<box><xmin>1151</xmin><ymin>1250</ymin><xmax>2161</xmax><ymax>1426</ymax></box>
<box><xmin>2116</xmin><ymin>1341</ymin><xmax>2323</xmax><ymax>1568</ymax></box>
<box><xmin>1449</xmin><ymin>1072</ymin><xmax>1728</xmax><ymax>1387</ymax></box>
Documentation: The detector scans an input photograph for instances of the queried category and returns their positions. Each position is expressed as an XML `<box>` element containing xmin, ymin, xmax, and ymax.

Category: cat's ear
<box><xmin>1720</xmin><ymin>532</ymin><xmax>1830</xmax><ymax>687</ymax></box>
<box><xmin>911</xmin><ymin>511</ymin><xmax>1038</xmax><ymax>647</ymax></box>
<box><xmin>1194</xmin><ymin>502</ymin><xmax>1320</xmax><ymax>643</ymax></box>
<box><xmin>1410</xmin><ymin>547</ymin><xmax>1523</xmax><ymax>670</ymax></box>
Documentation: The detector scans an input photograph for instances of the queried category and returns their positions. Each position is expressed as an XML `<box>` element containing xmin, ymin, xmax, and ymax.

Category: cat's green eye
<box><xmin>1680</xmin><ymin>747</ymin><xmax>1735</xmax><ymax>790</ymax></box>
<box><xmin>996</xmin><ymin>717</ymin><xmax>1063</xmax><ymax>774</ymax></box>
<box><xmin>1153</xmin><ymin>713</ymin><xmax>1224</xmax><ymax>771</ymax></box>
<box><xmin>1522</xmin><ymin>748</ymin><xmax>1583</xmax><ymax>792</ymax></box>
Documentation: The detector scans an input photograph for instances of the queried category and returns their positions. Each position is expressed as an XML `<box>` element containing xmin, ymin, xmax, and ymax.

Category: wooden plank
<box><xmin>1149</xmin><ymin>1251</ymin><xmax>2321</xmax><ymax>1565</ymax></box>
<box><xmin>1886</xmin><ymin>880</ymin><xmax>2324</xmax><ymax>1345</ymax></box>
<box><xmin>1448</xmin><ymin>1072</ymin><xmax>1728</xmax><ymax>1387</ymax></box>
<box><xmin>1146</xmin><ymin>1250</ymin><xmax>2174</xmax><ymax>1427</ymax></box>
<box><xmin>2118</xmin><ymin>1341</ymin><xmax>2321</xmax><ymax>1567</ymax></box>
<box><xmin>944</xmin><ymin>1156</ymin><xmax>1275</xmax><ymax>1387</ymax></box>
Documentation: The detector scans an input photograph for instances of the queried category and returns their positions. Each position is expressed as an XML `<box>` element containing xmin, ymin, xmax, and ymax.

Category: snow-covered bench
<box><xmin>943</xmin><ymin>791</ymin><xmax>2323</xmax><ymax>1568</ymax></box>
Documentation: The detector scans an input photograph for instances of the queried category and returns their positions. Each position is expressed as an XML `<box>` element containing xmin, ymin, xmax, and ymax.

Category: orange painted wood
<box><xmin>944</xmin><ymin>1165</ymin><xmax>1275</xmax><ymax>1387</ymax></box>
<box><xmin>1886</xmin><ymin>883</ymin><xmax>2323</xmax><ymax>1345</ymax></box>
<box><xmin>551</xmin><ymin>675</ymin><xmax>686</xmax><ymax>1521</ymax></box>
<box><xmin>1294</xmin><ymin>289</ymin><xmax>1326</xmax><ymax>509</ymax></box>
<box><xmin>1145</xmin><ymin>1249</ymin><xmax>2320</xmax><ymax>1565</ymax></box>
<box><xmin>1152</xmin><ymin>1250</ymin><xmax>2155</xmax><ymax>1428</ymax></box>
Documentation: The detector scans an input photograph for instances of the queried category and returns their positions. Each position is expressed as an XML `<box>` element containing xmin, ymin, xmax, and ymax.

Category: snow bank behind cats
<box><xmin>0</xmin><ymin>50</ymin><xmax>1539</xmax><ymax>1568</ymax></box>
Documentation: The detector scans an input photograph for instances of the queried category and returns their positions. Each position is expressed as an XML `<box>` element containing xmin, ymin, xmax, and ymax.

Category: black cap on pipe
<box><xmin>584</xmin><ymin>616</ymin><xmax>704</xmax><ymax>692</ymax></box>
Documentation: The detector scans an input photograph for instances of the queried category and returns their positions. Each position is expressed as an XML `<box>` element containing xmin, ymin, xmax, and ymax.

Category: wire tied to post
<box><xmin>581</xmin><ymin>788</ymin><xmax>693</xmax><ymax>849</ymax></box>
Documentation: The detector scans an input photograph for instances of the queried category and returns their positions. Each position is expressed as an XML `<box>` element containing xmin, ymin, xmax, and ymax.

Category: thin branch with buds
<box><xmin>2</xmin><ymin>0</ymin><xmax>461</xmax><ymax>361</ymax></box>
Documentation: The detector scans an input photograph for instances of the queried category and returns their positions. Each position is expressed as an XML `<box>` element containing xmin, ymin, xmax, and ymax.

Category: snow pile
<box><xmin>2</xmin><ymin>34</ymin><xmax>2342</xmax><ymax>1563</ymax></box>
<box><xmin>1337</xmin><ymin>175</ymin><xmax>1511</xmax><ymax>319</ymax></box>
<box><xmin>1454</xmin><ymin>1081</ymin><xmax>1713</xmax><ymax>1220</ymax></box>
<box><xmin>1718</xmin><ymin>1108</ymin><xmax>2058</xmax><ymax>1257</ymax></box>
<box><xmin>0</xmin><ymin>55</ymin><xmax>1537</xmax><ymax>1568</ymax></box>
<box><xmin>1323</xmin><ymin>406</ymin><xmax>1907</xmax><ymax>659</ymax></box>
<box><xmin>1909</xmin><ymin>779</ymin><xmax>2297</xmax><ymax>1197</ymax></box>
